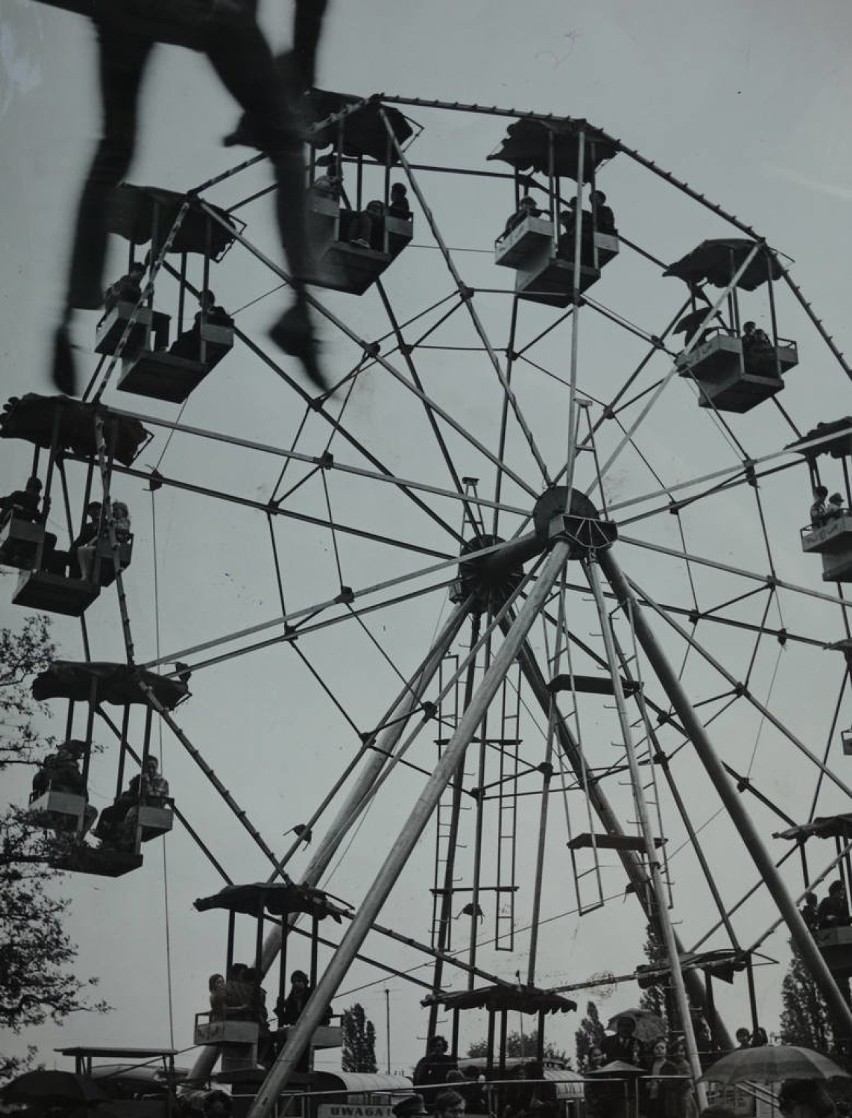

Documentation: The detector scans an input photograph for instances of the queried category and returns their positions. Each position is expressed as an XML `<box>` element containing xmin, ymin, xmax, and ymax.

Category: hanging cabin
<box><xmin>667</xmin><ymin>239</ymin><xmax>798</xmax><ymax>413</ymax></box>
<box><xmin>488</xmin><ymin>118</ymin><xmax>619</xmax><ymax>306</ymax></box>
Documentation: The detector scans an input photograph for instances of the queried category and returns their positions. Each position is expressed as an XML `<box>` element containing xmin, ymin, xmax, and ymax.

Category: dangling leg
<box><xmin>53</xmin><ymin>23</ymin><xmax>154</xmax><ymax>395</ymax></box>
<box><xmin>206</xmin><ymin>20</ymin><xmax>329</xmax><ymax>393</ymax></box>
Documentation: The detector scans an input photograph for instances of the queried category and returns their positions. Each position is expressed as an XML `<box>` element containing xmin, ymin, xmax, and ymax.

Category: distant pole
<box><xmin>385</xmin><ymin>988</ymin><xmax>391</xmax><ymax>1073</ymax></box>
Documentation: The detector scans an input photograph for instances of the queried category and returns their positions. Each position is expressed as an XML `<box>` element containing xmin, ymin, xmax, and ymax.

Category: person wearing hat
<box><xmin>31</xmin><ymin>739</ymin><xmax>97</xmax><ymax>833</ymax></box>
<box><xmin>393</xmin><ymin>1095</ymin><xmax>429</xmax><ymax>1118</ymax></box>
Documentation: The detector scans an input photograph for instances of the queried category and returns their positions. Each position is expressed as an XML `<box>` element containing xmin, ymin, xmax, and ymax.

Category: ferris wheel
<box><xmin>5</xmin><ymin>89</ymin><xmax>852</xmax><ymax>1114</ymax></box>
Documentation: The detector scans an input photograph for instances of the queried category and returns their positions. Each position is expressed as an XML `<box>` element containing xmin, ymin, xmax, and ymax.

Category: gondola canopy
<box><xmin>488</xmin><ymin>118</ymin><xmax>616</xmax><ymax>181</ymax></box>
<box><xmin>421</xmin><ymin>984</ymin><xmax>576</xmax><ymax>1014</ymax></box>
<box><xmin>664</xmin><ymin>239</ymin><xmax>782</xmax><ymax>292</ymax></box>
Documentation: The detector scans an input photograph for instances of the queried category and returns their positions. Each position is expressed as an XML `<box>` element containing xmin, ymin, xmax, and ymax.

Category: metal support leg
<box><xmin>587</xmin><ymin>559</ymin><xmax>706</xmax><ymax>1107</ymax></box>
<box><xmin>503</xmin><ymin>613</ymin><xmax>732</xmax><ymax>1048</ymax></box>
<box><xmin>246</xmin><ymin>542</ymin><xmax>572</xmax><ymax>1118</ymax></box>
<box><xmin>600</xmin><ymin>548</ymin><xmax>852</xmax><ymax>1039</ymax></box>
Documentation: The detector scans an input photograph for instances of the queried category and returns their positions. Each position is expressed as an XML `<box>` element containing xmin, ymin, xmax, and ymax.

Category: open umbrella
<box><xmin>698</xmin><ymin>1045</ymin><xmax>850</xmax><ymax>1085</ymax></box>
<box><xmin>586</xmin><ymin>1061</ymin><xmax>646</xmax><ymax>1077</ymax></box>
<box><xmin>606</xmin><ymin>1008</ymin><xmax>665</xmax><ymax>1043</ymax></box>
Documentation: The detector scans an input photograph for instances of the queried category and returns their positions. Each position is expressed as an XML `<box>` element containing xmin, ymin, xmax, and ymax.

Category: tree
<box><xmin>0</xmin><ymin>618</ymin><xmax>109</xmax><ymax>1084</ymax></box>
<box><xmin>341</xmin><ymin>1003</ymin><xmax>378</xmax><ymax>1072</ymax></box>
<box><xmin>778</xmin><ymin>938</ymin><xmax>834</xmax><ymax>1053</ymax></box>
<box><xmin>468</xmin><ymin>1030</ymin><xmax>571</xmax><ymax>1066</ymax></box>
<box><xmin>637</xmin><ymin>925</ymin><xmax>712</xmax><ymax>1050</ymax></box>
<box><xmin>0</xmin><ymin>615</ymin><xmax>56</xmax><ymax>770</ymax></box>
<box><xmin>574</xmin><ymin>1000</ymin><xmax>606</xmax><ymax>1070</ymax></box>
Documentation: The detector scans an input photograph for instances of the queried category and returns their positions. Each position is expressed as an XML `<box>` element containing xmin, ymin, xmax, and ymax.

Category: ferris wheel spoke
<box><xmin>204</xmin><ymin>205</ymin><xmax>542</xmax><ymax>503</ymax></box>
<box><xmin>621</xmin><ymin>568</ymin><xmax>852</xmax><ymax>800</ymax></box>
<box><xmin>381</xmin><ymin>112</ymin><xmax>554</xmax><ymax>490</ymax></box>
<box><xmin>375</xmin><ymin>281</ymin><xmax>485</xmax><ymax>537</ymax></box>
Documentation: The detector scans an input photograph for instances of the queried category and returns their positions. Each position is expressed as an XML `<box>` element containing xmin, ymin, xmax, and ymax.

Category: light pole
<box><xmin>385</xmin><ymin>989</ymin><xmax>391</xmax><ymax>1074</ymax></box>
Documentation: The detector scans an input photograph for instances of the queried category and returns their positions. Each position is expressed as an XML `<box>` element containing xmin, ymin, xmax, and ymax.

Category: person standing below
<box><xmin>601</xmin><ymin>1017</ymin><xmax>642</xmax><ymax>1065</ymax></box>
<box><xmin>413</xmin><ymin>1034</ymin><xmax>457</xmax><ymax>1088</ymax></box>
<box><xmin>667</xmin><ymin>1039</ymin><xmax>698</xmax><ymax>1118</ymax></box>
<box><xmin>51</xmin><ymin>0</ymin><xmax>330</xmax><ymax>397</ymax></box>
<box><xmin>432</xmin><ymin>1090</ymin><xmax>466</xmax><ymax>1118</ymax></box>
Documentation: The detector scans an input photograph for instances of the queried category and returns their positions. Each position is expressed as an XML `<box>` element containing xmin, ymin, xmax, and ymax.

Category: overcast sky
<box><xmin>3</xmin><ymin>0</ymin><xmax>852</xmax><ymax>1084</ymax></box>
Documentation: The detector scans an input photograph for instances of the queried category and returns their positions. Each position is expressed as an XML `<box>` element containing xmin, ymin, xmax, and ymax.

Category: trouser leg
<box><xmin>65</xmin><ymin>24</ymin><xmax>154</xmax><ymax>314</ymax></box>
<box><xmin>205</xmin><ymin>21</ymin><xmax>311</xmax><ymax>296</ymax></box>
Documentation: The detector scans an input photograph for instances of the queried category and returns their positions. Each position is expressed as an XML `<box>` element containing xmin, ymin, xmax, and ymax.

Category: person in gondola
<box><xmin>70</xmin><ymin>500</ymin><xmax>103</xmax><ymax>579</ymax></box>
<box><xmin>194</xmin><ymin>290</ymin><xmax>234</xmax><ymax>329</ymax></box>
<box><xmin>590</xmin><ymin>190</ymin><xmax>616</xmax><ymax>234</ymax></box>
<box><xmin>502</xmin><ymin>196</ymin><xmax>541</xmax><ymax>239</ymax></box>
<box><xmin>119</xmin><ymin>754</ymin><xmax>169</xmax><ymax>846</ymax></box>
<box><xmin>211</xmin><ymin>963</ymin><xmax>253</xmax><ymax>1021</ymax></box>
<box><xmin>817</xmin><ymin>880</ymin><xmax>850</xmax><ymax>929</ymax></box>
<box><xmin>734</xmin><ymin>1028</ymin><xmax>751</xmax><ymax>1049</ymax></box>
<box><xmin>101</xmin><ymin>262</ymin><xmax>147</xmax><ymax>319</ymax></box>
<box><xmin>111</xmin><ymin>500</ymin><xmax>132</xmax><ymax>544</ymax></box>
<box><xmin>32</xmin><ymin>739</ymin><xmax>97</xmax><ymax>833</ymax></box>
<box><xmin>741</xmin><ymin>321</ymin><xmax>773</xmax><ymax>373</ymax></box>
<box><xmin>50</xmin><ymin>0</ymin><xmax>330</xmax><ymax>398</ymax></box>
<box><xmin>810</xmin><ymin>486</ymin><xmax>830</xmax><ymax>529</ymax></box>
<box><xmin>208</xmin><ymin>973</ymin><xmax>226</xmax><ymax>1011</ymax></box>
<box><xmin>800</xmin><ymin>892</ymin><xmax>819</xmax><ymax>932</ymax></box>
<box><xmin>389</xmin><ymin>183</ymin><xmax>412</xmax><ymax>218</ymax></box>
<box><xmin>750</xmin><ymin>1027</ymin><xmax>768</xmax><ymax>1048</ymax></box>
<box><xmin>0</xmin><ymin>476</ymin><xmax>42</xmax><ymax>527</ymax></box>
<box><xmin>826</xmin><ymin>493</ymin><xmax>845</xmax><ymax>519</ymax></box>
<box><xmin>413</xmin><ymin>1034</ymin><xmax>457</xmax><ymax>1088</ymax></box>
<box><xmin>311</xmin><ymin>159</ymin><xmax>344</xmax><ymax>201</ymax></box>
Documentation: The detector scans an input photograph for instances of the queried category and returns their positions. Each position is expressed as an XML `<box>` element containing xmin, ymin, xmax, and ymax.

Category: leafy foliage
<box><xmin>341</xmin><ymin>1003</ymin><xmax>378</xmax><ymax>1072</ymax></box>
<box><xmin>0</xmin><ymin>619</ymin><xmax>108</xmax><ymax>1084</ymax></box>
<box><xmin>574</xmin><ymin>1001</ymin><xmax>606</xmax><ymax>1069</ymax></box>
<box><xmin>468</xmin><ymin>1029</ymin><xmax>570</xmax><ymax>1066</ymax></box>
<box><xmin>778</xmin><ymin>938</ymin><xmax>833</xmax><ymax>1053</ymax></box>
<box><xmin>637</xmin><ymin>925</ymin><xmax>712</xmax><ymax>1049</ymax></box>
<box><xmin>0</xmin><ymin>615</ymin><xmax>56</xmax><ymax>770</ymax></box>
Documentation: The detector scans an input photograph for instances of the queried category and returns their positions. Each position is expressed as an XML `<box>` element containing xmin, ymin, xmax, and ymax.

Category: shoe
<box><xmin>50</xmin><ymin>325</ymin><xmax>78</xmax><ymax>396</ymax></box>
<box><xmin>269</xmin><ymin>304</ymin><xmax>329</xmax><ymax>393</ymax></box>
<box><xmin>350</xmin><ymin>238</ymin><xmax>370</xmax><ymax>248</ymax></box>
